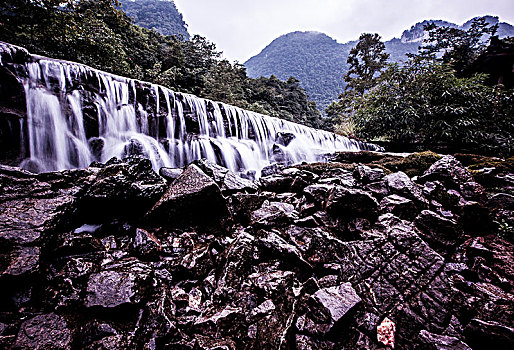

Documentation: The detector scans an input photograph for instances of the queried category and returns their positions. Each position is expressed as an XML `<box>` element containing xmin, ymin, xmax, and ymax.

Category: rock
<box><xmin>15</xmin><ymin>313</ymin><xmax>72</xmax><ymax>350</ymax></box>
<box><xmin>86</xmin><ymin>264</ymin><xmax>150</xmax><ymax>308</ymax></box>
<box><xmin>80</xmin><ymin>156</ymin><xmax>167</xmax><ymax>220</ymax></box>
<box><xmin>487</xmin><ymin>193</ymin><xmax>514</xmax><ymax>210</ymax></box>
<box><xmin>132</xmin><ymin>228</ymin><xmax>161</xmax><ymax>259</ymax></box>
<box><xmin>385</xmin><ymin>171</ymin><xmax>427</xmax><ymax>207</ymax></box>
<box><xmin>415</xmin><ymin>210</ymin><xmax>462</xmax><ymax>253</ymax></box>
<box><xmin>464</xmin><ymin>319</ymin><xmax>514</xmax><ymax>350</ymax></box>
<box><xmin>326</xmin><ymin>186</ymin><xmax>379</xmax><ymax>220</ymax></box>
<box><xmin>379</xmin><ymin>194</ymin><xmax>418</xmax><ymax>221</ymax></box>
<box><xmin>418</xmin><ymin>330</ymin><xmax>472</xmax><ymax>350</ymax></box>
<box><xmin>159</xmin><ymin>167</ymin><xmax>183</xmax><ymax>182</ymax></box>
<box><xmin>259</xmin><ymin>174</ymin><xmax>294</xmax><ymax>193</ymax></box>
<box><xmin>194</xmin><ymin>158</ymin><xmax>258</xmax><ymax>194</ymax></box>
<box><xmin>312</xmin><ymin>283</ymin><xmax>361</xmax><ymax>324</ymax></box>
<box><xmin>420</xmin><ymin>156</ymin><xmax>474</xmax><ymax>190</ymax></box>
<box><xmin>147</xmin><ymin>164</ymin><xmax>230</xmax><ymax>227</ymax></box>
<box><xmin>0</xmin><ymin>246</ymin><xmax>40</xmax><ymax>276</ymax></box>
<box><xmin>250</xmin><ymin>201</ymin><xmax>298</xmax><ymax>227</ymax></box>
<box><xmin>276</xmin><ymin>132</ymin><xmax>296</xmax><ymax>146</ymax></box>
<box><xmin>353</xmin><ymin>164</ymin><xmax>385</xmax><ymax>184</ymax></box>
<box><xmin>377</xmin><ymin>317</ymin><xmax>396</xmax><ymax>348</ymax></box>
<box><xmin>229</xmin><ymin>193</ymin><xmax>266</xmax><ymax>225</ymax></box>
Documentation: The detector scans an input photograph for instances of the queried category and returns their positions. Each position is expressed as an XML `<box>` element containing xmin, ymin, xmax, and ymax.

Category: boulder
<box><xmin>420</xmin><ymin>156</ymin><xmax>474</xmax><ymax>190</ymax></box>
<box><xmin>379</xmin><ymin>194</ymin><xmax>418</xmax><ymax>221</ymax></box>
<box><xmin>15</xmin><ymin>313</ymin><xmax>72</xmax><ymax>350</ymax></box>
<box><xmin>326</xmin><ymin>186</ymin><xmax>379</xmax><ymax>220</ymax></box>
<box><xmin>418</xmin><ymin>330</ymin><xmax>472</xmax><ymax>350</ymax></box>
<box><xmin>385</xmin><ymin>171</ymin><xmax>427</xmax><ymax>207</ymax></box>
<box><xmin>147</xmin><ymin>164</ymin><xmax>230</xmax><ymax>227</ymax></box>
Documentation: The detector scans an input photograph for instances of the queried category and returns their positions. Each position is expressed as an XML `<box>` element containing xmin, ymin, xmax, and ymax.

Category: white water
<box><xmin>7</xmin><ymin>45</ymin><xmax>376</xmax><ymax>176</ymax></box>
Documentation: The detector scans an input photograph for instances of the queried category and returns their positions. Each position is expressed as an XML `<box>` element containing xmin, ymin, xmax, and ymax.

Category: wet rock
<box><xmin>86</xmin><ymin>263</ymin><xmax>151</xmax><ymax>308</ymax></box>
<box><xmin>326</xmin><ymin>186</ymin><xmax>379</xmax><ymax>220</ymax></box>
<box><xmin>464</xmin><ymin>319</ymin><xmax>514</xmax><ymax>350</ymax></box>
<box><xmin>147</xmin><ymin>164</ymin><xmax>230</xmax><ymax>227</ymax></box>
<box><xmin>415</xmin><ymin>210</ymin><xmax>462</xmax><ymax>253</ymax></box>
<box><xmin>419</xmin><ymin>330</ymin><xmax>472</xmax><ymax>350</ymax></box>
<box><xmin>159</xmin><ymin>167</ymin><xmax>183</xmax><ymax>182</ymax></box>
<box><xmin>15</xmin><ymin>313</ymin><xmax>72</xmax><ymax>350</ymax></box>
<box><xmin>228</xmin><ymin>193</ymin><xmax>266</xmax><ymax>225</ymax></box>
<box><xmin>0</xmin><ymin>246</ymin><xmax>40</xmax><ymax>276</ymax></box>
<box><xmin>487</xmin><ymin>193</ymin><xmax>514</xmax><ymax>210</ymax></box>
<box><xmin>259</xmin><ymin>174</ymin><xmax>294</xmax><ymax>193</ymax></box>
<box><xmin>80</xmin><ymin>156</ymin><xmax>167</xmax><ymax>220</ymax></box>
<box><xmin>250</xmin><ymin>201</ymin><xmax>298</xmax><ymax>227</ymax></box>
<box><xmin>385</xmin><ymin>171</ymin><xmax>427</xmax><ymax>207</ymax></box>
<box><xmin>353</xmin><ymin>164</ymin><xmax>385</xmax><ymax>184</ymax></box>
<box><xmin>276</xmin><ymin>132</ymin><xmax>296</xmax><ymax>146</ymax></box>
<box><xmin>420</xmin><ymin>156</ymin><xmax>474</xmax><ymax>190</ymax></box>
<box><xmin>297</xmin><ymin>283</ymin><xmax>361</xmax><ymax>336</ymax></box>
<box><xmin>379</xmin><ymin>194</ymin><xmax>418</xmax><ymax>221</ymax></box>
<box><xmin>132</xmin><ymin>228</ymin><xmax>161</xmax><ymax>259</ymax></box>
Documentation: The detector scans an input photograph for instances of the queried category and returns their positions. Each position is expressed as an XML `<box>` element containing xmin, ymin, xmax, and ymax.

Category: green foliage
<box><xmin>327</xmin><ymin>33</ymin><xmax>389</xmax><ymax>135</ymax></box>
<box><xmin>344</xmin><ymin>33</ymin><xmax>390</xmax><ymax>95</ymax></box>
<box><xmin>416</xmin><ymin>17</ymin><xmax>499</xmax><ymax>76</ymax></box>
<box><xmin>0</xmin><ymin>0</ymin><xmax>323</xmax><ymax>129</ymax></box>
<box><xmin>348</xmin><ymin>58</ymin><xmax>514</xmax><ymax>155</ymax></box>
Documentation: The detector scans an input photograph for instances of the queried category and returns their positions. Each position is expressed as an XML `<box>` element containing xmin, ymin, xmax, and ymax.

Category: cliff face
<box><xmin>0</xmin><ymin>151</ymin><xmax>512</xmax><ymax>349</ymax></box>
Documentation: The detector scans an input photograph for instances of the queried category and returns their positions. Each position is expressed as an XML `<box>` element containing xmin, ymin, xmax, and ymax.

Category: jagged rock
<box><xmin>326</xmin><ymin>186</ymin><xmax>379</xmax><ymax>219</ymax></box>
<box><xmin>250</xmin><ymin>201</ymin><xmax>298</xmax><ymax>227</ymax></box>
<box><xmin>147</xmin><ymin>164</ymin><xmax>230</xmax><ymax>227</ymax></box>
<box><xmin>297</xmin><ymin>283</ymin><xmax>361</xmax><ymax>336</ymax></box>
<box><xmin>415</xmin><ymin>210</ymin><xmax>462</xmax><ymax>253</ymax></box>
<box><xmin>464</xmin><ymin>319</ymin><xmax>514</xmax><ymax>350</ymax></box>
<box><xmin>353</xmin><ymin>164</ymin><xmax>385</xmax><ymax>184</ymax></box>
<box><xmin>15</xmin><ymin>313</ymin><xmax>72</xmax><ymax>350</ymax></box>
<box><xmin>80</xmin><ymin>156</ymin><xmax>167</xmax><ymax>220</ymax></box>
<box><xmin>487</xmin><ymin>193</ymin><xmax>514</xmax><ymax>210</ymax></box>
<box><xmin>159</xmin><ymin>167</ymin><xmax>183</xmax><ymax>182</ymax></box>
<box><xmin>379</xmin><ymin>194</ymin><xmax>418</xmax><ymax>221</ymax></box>
<box><xmin>259</xmin><ymin>174</ymin><xmax>294</xmax><ymax>193</ymax></box>
<box><xmin>385</xmin><ymin>171</ymin><xmax>427</xmax><ymax>207</ymax></box>
<box><xmin>276</xmin><ymin>132</ymin><xmax>296</xmax><ymax>146</ymax></box>
<box><xmin>194</xmin><ymin>158</ymin><xmax>258</xmax><ymax>194</ymax></box>
<box><xmin>256</xmin><ymin>230</ymin><xmax>312</xmax><ymax>270</ymax></box>
<box><xmin>229</xmin><ymin>193</ymin><xmax>266</xmax><ymax>225</ymax></box>
<box><xmin>420</xmin><ymin>156</ymin><xmax>474</xmax><ymax>190</ymax></box>
<box><xmin>132</xmin><ymin>228</ymin><xmax>161</xmax><ymax>259</ymax></box>
<box><xmin>0</xmin><ymin>246</ymin><xmax>40</xmax><ymax>276</ymax></box>
<box><xmin>418</xmin><ymin>330</ymin><xmax>472</xmax><ymax>350</ymax></box>
<box><xmin>86</xmin><ymin>263</ymin><xmax>151</xmax><ymax>308</ymax></box>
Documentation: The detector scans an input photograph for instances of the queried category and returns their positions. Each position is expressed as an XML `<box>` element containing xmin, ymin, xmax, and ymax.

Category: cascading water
<box><xmin>0</xmin><ymin>42</ymin><xmax>380</xmax><ymax>177</ymax></box>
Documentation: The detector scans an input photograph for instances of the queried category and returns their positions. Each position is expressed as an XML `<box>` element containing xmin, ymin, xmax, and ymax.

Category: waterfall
<box><xmin>0</xmin><ymin>42</ymin><xmax>380</xmax><ymax>177</ymax></box>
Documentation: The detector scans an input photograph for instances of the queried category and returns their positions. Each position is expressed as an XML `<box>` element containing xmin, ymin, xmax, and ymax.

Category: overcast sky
<box><xmin>173</xmin><ymin>0</ymin><xmax>514</xmax><ymax>63</ymax></box>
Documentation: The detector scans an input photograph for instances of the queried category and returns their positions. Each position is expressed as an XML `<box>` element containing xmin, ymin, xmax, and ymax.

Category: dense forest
<box><xmin>327</xmin><ymin>18</ymin><xmax>514</xmax><ymax>156</ymax></box>
<box><xmin>120</xmin><ymin>0</ymin><xmax>189</xmax><ymax>39</ymax></box>
<box><xmin>0</xmin><ymin>0</ymin><xmax>324</xmax><ymax>129</ymax></box>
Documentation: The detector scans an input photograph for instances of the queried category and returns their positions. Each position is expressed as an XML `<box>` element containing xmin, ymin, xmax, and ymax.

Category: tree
<box><xmin>325</xmin><ymin>33</ymin><xmax>389</xmax><ymax>135</ymax></box>
<box><xmin>416</xmin><ymin>17</ymin><xmax>498</xmax><ymax>76</ymax></box>
<box><xmin>348</xmin><ymin>58</ymin><xmax>513</xmax><ymax>155</ymax></box>
<box><xmin>344</xmin><ymin>33</ymin><xmax>390</xmax><ymax>95</ymax></box>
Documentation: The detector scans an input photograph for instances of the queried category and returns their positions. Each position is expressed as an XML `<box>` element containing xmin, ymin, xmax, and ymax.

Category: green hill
<box><xmin>120</xmin><ymin>0</ymin><xmax>189</xmax><ymax>39</ymax></box>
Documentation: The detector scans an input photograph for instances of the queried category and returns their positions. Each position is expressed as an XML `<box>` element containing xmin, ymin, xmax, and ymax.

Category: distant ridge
<box><xmin>245</xmin><ymin>16</ymin><xmax>514</xmax><ymax>113</ymax></box>
<box><xmin>120</xmin><ymin>0</ymin><xmax>190</xmax><ymax>39</ymax></box>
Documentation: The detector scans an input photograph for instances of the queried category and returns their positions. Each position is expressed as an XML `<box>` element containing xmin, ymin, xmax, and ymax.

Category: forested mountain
<box><xmin>120</xmin><ymin>0</ymin><xmax>189</xmax><ymax>39</ymax></box>
<box><xmin>245</xmin><ymin>16</ymin><xmax>514</xmax><ymax>113</ymax></box>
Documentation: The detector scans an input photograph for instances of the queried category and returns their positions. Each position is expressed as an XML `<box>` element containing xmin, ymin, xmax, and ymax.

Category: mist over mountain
<box><xmin>245</xmin><ymin>16</ymin><xmax>514</xmax><ymax>113</ymax></box>
<box><xmin>120</xmin><ymin>0</ymin><xmax>189</xmax><ymax>39</ymax></box>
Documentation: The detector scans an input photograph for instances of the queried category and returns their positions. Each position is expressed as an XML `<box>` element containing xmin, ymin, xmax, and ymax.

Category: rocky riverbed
<box><xmin>0</xmin><ymin>151</ymin><xmax>513</xmax><ymax>349</ymax></box>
